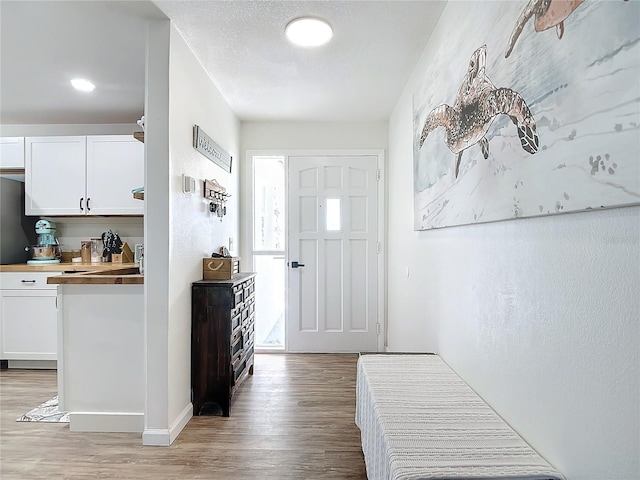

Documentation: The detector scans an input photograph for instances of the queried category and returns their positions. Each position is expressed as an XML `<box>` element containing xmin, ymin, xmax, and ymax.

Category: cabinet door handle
<box><xmin>80</xmin><ymin>197</ymin><xmax>84</xmax><ymax>211</ymax></box>
<box><xmin>21</xmin><ymin>280</ymin><xmax>36</xmax><ymax>283</ymax></box>
<box><xmin>86</xmin><ymin>197</ymin><xmax>91</xmax><ymax>211</ymax></box>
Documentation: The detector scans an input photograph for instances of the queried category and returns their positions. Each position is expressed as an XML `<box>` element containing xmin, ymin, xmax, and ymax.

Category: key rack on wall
<box><xmin>205</xmin><ymin>179</ymin><xmax>231</xmax><ymax>220</ymax></box>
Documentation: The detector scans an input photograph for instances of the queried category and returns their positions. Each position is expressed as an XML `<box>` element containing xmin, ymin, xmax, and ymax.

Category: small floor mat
<box><xmin>16</xmin><ymin>396</ymin><xmax>69</xmax><ymax>423</ymax></box>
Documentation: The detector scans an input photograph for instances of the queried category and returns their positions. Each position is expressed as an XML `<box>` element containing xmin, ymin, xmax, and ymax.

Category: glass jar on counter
<box><xmin>81</xmin><ymin>241</ymin><xmax>92</xmax><ymax>263</ymax></box>
<box><xmin>90</xmin><ymin>238</ymin><xmax>102</xmax><ymax>263</ymax></box>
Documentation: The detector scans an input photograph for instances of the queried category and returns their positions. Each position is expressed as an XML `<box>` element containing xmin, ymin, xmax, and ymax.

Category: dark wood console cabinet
<box><xmin>191</xmin><ymin>272</ymin><xmax>256</xmax><ymax>416</ymax></box>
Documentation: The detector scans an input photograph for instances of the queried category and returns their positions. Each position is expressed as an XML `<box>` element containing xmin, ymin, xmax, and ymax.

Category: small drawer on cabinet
<box><xmin>232</xmin><ymin>286</ymin><xmax>244</xmax><ymax>306</ymax></box>
<box><xmin>231</xmin><ymin>340</ymin><xmax>243</xmax><ymax>363</ymax></box>
<box><xmin>231</xmin><ymin>313</ymin><xmax>242</xmax><ymax>333</ymax></box>
<box><xmin>231</xmin><ymin>331</ymin><xmax>243</xmax><ymax>360</ymax></box>
<box><xmin>242</xmin><ymin>313</ymin><xmax>254</xmax><ymax>330</ymax></box>
<box><xmin>0</xmin><ymin>272</ymin><xmax>61</xmax><ymax>290</ymax></box>
<box><xmin>231</xmin><ymin>328</ymin><xmax>242</xmax><ymax>348</ymax></box>
<box><xmin>243</xmin><ymin>281</ymin><xmax>254</xmax><ymax>299</ymax></box>
<box><xmin>242</xmin><ymin>328</ymin><xmax>254</xmax><ymax>350</ymax></box>
<box><xmin>232</xmin><ymin>357</ymin><xmax>247</xmax><ymax>383</ymax></box>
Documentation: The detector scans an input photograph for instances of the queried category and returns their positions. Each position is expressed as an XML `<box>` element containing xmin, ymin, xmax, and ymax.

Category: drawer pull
<box><xmin>21</xmin><ymin>280</ymin><xmax>37</xmax><ymax>283</ymax></box>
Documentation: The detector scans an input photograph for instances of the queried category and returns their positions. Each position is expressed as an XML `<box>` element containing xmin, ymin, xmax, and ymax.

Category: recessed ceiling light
<box><xmin>71</xmin><ymin>78</ymin><xmax>95</xmax><ymax>92</ymax></box>
<box><xmin>285</xmin><ymin>17</ymin><xmax>333</xmax><ymax>47</ymax></box>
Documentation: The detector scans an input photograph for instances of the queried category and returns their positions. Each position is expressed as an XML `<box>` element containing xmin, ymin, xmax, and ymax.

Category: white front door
<box><xmin>287</xmin><ymin>154</ymin><xmax>380</xmax><ymax>352</ymax></box>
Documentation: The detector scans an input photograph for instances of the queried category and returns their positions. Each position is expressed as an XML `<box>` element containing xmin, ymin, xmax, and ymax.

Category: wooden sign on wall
<box><xmin>193</xmin><ymin>125</ymin><xmax>232</xmax><ymax>173</ymax></box>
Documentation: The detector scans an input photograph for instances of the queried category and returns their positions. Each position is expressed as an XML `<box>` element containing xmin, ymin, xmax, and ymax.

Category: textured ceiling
<box><xmin>0</xmin><ymin>0</ymin><xmax>445</xmax><ymax>125</ymax></box>
<box><xmin>155</xmin><ymin>0</ymin><xmax>446</xmax><ymax>122</ymax></box>
<box><xmin>0</xmin><ymin>1</ymin><xmax>161</xmax><ymax>125</ymax></box>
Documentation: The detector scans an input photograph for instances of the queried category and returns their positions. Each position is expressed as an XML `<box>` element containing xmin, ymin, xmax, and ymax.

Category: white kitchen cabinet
<box><xmin>25</xmin><ymin>136</ymin><xmax>87</xmax><ymax>215</ymax></box>
<box><xmin>86</xmin><ymin>136</ymin><xmax>144</xmax><ymax>215</ymax></box>
<box><xmin>0</xmin><ymin>137</ymin><xmax>25</xmax><ymax>169</ymax></box>
<box><xmin>25</xmin><ymin>135</ymin><xmax>144</xmax><ymax>216</ymax></box>
<box><xmin>0</xmin><ymin>272</ymin><xmax>59</xmax><ymax>362</ymax></box>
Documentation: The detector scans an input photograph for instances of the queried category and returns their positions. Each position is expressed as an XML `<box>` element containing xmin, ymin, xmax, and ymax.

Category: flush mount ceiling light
<box><xmin>71</xmin><ymin>78</ymin><xmax>95</xmax><ymax>92</ymax></box>
<box><xmin>285</xmin><ymin>17</ymin><xmax>333</xmax><ymax>47</ymax></box>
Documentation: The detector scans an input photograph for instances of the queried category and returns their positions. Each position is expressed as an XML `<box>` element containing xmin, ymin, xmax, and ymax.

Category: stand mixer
<box><xmin>25</xmin><ymin>219</ymin><xmax>61</xmax><ymax>264</ymax></box>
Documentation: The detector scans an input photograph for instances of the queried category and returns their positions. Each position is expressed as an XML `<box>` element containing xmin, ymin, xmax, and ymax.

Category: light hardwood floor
<box><xmin>0</xmin><ymin>354</ymin><xmax>367</xmax><ymax>479</ymax></box>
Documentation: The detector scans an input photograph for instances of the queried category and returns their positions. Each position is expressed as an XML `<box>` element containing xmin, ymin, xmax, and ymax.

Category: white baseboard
<box><xmin>169</xmin><ymin>402</ymin><xmax>193</xmax><ymax>444</ymax></box>
<box><xmin>69</xmin><ymin>412</ymin><xmax>144</xmax><ymax>433</ymax></box>
<box><xmin>8</xmin><ymin>360</ymin><xmax>57</xmax><ymax>369</ymax></box>
<box><xmin>254</xmin><ymin>347</ymin><xmax>285</xmax><ymax>354</ymax></box>
<box><xmin>142</xmin><ymin>428</ymin><xmax>170</xmax><ymax>446</ymax></box>
<box><xmin>142</xmin><ymin>402</ymin><xmax>192</xmax><ymax>446</ymax></box>
<box><xmin>385</xmin><ymin>346</ymin><xmax>391</xmax><ymax>352</ymax></box>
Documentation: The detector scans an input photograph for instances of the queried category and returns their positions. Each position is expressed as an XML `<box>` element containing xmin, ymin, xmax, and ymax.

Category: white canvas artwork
<box><xmin>413</xmin><ymin>0</ymin><xmax>640</xmax><ymax>230</ymax></box>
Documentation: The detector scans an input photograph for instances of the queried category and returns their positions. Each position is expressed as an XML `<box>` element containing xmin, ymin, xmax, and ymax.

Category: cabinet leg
<box><xmin>249</xmin><ymin>363</ymin><xmax>254</xmax><ymax>375</ymax></box>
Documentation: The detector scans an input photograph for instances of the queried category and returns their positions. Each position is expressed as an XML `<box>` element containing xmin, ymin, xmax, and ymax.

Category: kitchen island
<box><xmin>48</xmin><ymin>266</ymin><xmax>144</xmax><ymax>433</ymax></box>
<box><xmin>0</xmin><ymin>263</ymin><xmax>140</xmax><ymax>370</ymax></box>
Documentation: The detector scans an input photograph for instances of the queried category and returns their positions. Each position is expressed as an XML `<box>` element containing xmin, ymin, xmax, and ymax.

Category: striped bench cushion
<box><xmin>355</xmin><ymin>354</ymin><xmax>564</xmax><ymax>480</ymax></box>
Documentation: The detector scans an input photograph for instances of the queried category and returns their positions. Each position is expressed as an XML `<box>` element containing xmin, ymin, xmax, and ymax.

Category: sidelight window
<box><xmin>252</xmin><ymin>156</ymin><xmax>285</xmax><ymax>349</ymax></box>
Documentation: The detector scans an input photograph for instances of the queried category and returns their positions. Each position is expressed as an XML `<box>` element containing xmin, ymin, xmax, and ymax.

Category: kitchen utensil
<box><xmin>100</xmin><ymin>230</ymin><xmax>124</xmax><ymax>262</ymax></box>
<box><xmin>112</xmin><ymin>233</ymin><xmax>123</xmax><ymax>254</ymax></box>
<box><xmin>101</xmin><ymin>230</ymin><xmax>113</xmax><ymax>261</ymax></box>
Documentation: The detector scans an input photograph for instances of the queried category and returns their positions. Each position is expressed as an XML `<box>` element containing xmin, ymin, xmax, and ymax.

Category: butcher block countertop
<box><xmin>0</xmin><ymin>263</ymin><xmax>143</xmax><ymax>285</ymax></box>
<box><xmin>48</xmin><ymin>267</ymin><xmax>143</xmax><ymax>285</ymax></box>
<box><xmin>0</xmin><ymin>262</ymin><xmax>138</xmax><ymax>272</ymax></box>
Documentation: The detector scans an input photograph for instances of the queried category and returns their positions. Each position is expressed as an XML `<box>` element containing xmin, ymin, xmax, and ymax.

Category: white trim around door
<box><xmin>243</xmin><ymin>149</ymin><xmax>386</xmax><ymax>353</ymax></box>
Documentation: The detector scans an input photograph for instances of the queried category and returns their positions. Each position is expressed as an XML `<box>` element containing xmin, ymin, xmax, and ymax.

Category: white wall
<box><xmin>143</xmin><ymin>20</ymin><xmax>241</xmax><ymax>446</ymax></box>
<box><xmin>240</xmin><ymin>120</ymin><xmax>388</xmax><ymax>265</ymax></box>
<box><xmin>49</xmin><ymin>217</ymin><xmax>143</xmax><ymax>256</ymax></box>
<box><xmin>386</xmin><ymin>2</ymin><xmax>639</xmax><ymax>479</ymax></box>
<box><xmin>143</xmin><ymin>19</ymin><xmax>171</xmax><ymax>445</ymax></box>
<box><xmin>167</xmin><ymin>21</ymin><xmax>240</xmax><ymax>426</ymax></box>
<box><xmin>241</xmin><ymin>121</ymin><xmax>388</xmax><ymax>151</ymax></box>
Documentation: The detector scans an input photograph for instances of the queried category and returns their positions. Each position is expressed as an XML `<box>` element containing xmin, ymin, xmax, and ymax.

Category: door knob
<box><xmin>291</xmin><ymin>261</ymin><xmax>305</xmax><ymax>269</ymax></box>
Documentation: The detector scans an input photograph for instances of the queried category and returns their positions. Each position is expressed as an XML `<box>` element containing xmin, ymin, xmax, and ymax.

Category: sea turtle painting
<box><xmin>419</xmin><ymin>45</ymin><xmax>539</xmax><ymax>178</ymax></box>
<box><xmin>505</xmin><ymin>0</ymin><xmax>585</xmax><ymax>58</ymax></box>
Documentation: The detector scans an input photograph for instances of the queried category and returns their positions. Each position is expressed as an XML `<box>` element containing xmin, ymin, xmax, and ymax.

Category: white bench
<box><xmin>355</xmin><ymin>354</ymin><xmax>565</xmax><ymax>480</ymax></box>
